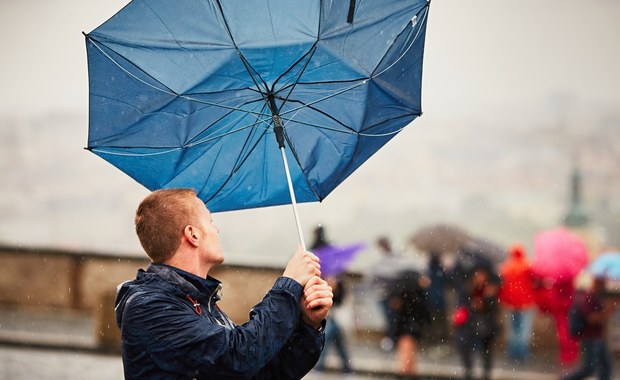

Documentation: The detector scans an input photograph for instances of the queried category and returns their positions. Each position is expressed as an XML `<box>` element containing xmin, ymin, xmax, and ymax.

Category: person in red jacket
<box><xmin>498</xmin><ymin>243</ymin><xmax>535</xmax><ymax>363</ymax></box>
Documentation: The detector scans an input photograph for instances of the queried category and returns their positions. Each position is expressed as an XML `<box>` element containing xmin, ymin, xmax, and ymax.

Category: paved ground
<box><xmin>1</xmin><ymin>306</ymin><xmax>619</xmax><ymax>379</ymax></box>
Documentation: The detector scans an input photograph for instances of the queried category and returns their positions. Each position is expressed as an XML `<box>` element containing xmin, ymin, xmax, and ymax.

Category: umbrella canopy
<box><xmin>532</xmin><ymin>228</ymin><xmax>588</xmax><ymax>281</ymax></box>
<box><xmin>84</xmin><ymin>0</ymin><xmax>430</xmax><ymax>215</ymax></box>
<box><xmin>313</xmin><ymin>242</ymin><xmax>366</xmax><ymax>277</ymax></box>
<box><xmin>410</xmin><ymin>224</ymin><xmax>471</xmax><ymax>254</ymax></box>
<box><xmin>589</xmin><ymin>252</ymin><xmax>620</xmax><ymax>280</ymax></box>
<box><xmin>461</xmin><ymin>237</ymin><xmax>506</xmax><ymax>265</ymax></box>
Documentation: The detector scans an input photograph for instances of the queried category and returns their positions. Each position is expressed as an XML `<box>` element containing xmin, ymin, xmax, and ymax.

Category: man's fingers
<box><xmin>306</xmin><ymin>297</ymin><xmax>333</xmax><ymax>310</ymax></box>
<box><xmin>304</xmin><ymin>285</ymin><xmax>333</xmax><ymax>306</ymax></box>
<box><xmin>304</xmin><ymin>279</ymin><xmax>330</xmax><ymax>296</ymax></box>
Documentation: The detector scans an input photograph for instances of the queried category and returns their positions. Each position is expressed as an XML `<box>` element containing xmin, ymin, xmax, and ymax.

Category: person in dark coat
<box><xmin>388</xmin><ymin>270</ymin><xmax>431</xmax><ymax>376</ymax></box>
<box><xmin>562</xmin><ymin>276</ymin><xmax>617</xmax><ymax>380</ymax></box>
<box><xmin>453</xmin><ymin>266</ymin><xmax>500</xmax><ymax>380</ymax></box>
<box><xmin>427</xmin><ymin>252</ymin><xmax>448</xmax><ymax>344</ymax></box>
<box><xmin>115</xmin><ymin>188</ymin><xmax>333</xmax><ymax>380</ymax></box>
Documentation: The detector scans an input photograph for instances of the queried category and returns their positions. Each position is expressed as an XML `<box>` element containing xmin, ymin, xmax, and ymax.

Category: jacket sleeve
<box><xmin>253</xmin><ymin>319</ymin><xmax>325</xmax><ymax>379</ymax></box>
<box><xmin>123</xmin><ymin>277</ymin><xmax>310</xmax><ymax>379</ymax></box>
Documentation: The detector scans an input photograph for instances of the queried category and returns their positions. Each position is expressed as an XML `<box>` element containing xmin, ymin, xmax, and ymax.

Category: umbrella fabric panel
<box><xmin>316</xmin><ymin>0</ymin><xmax>427</xmax><ymax>81</ymax></box>
<box><xmin>532</xmin><ymin>228</ymin><xmax>588</xmax><ymax>281</ymax></box>
<box><xmin>95</xmin><ymin>127</ymin><xmax>320</xmax><ymax>211</ymax></box>
<box><xmin>589</xmin><ymin>252</ymin><xmax>620</xmax><ymax>280</ymax></box>
<box><xmin>86</xmin><ymin>41</ymin><xmax>260</xmax><ymax>150</ymax></box>
<box><xmin>314</xmin><ymin>243</ymin><xmax>366</xmax><ymax>277</ymax></box>
<box><xmin>89</xmin><ymin>0</ymin><xmax>252</xmax><ymax>94</ymax></box>
<box><xmin>410</xmin><ymin>224</ymin><xmax>472</xmax><ymax>254</ymax></box>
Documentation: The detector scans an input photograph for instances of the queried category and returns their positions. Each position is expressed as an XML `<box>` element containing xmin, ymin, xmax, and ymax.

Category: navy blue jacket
<box><xmin>115</xmin><ymin>264</ymin><xmax>324</xmax><ymax>379</ymax></box>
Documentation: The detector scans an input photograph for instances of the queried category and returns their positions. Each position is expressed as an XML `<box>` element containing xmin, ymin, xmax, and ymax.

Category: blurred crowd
<box><xmin>311</xmin><ymin>224</ymin><xmax>620</xmax><ymax>380</ymax></box>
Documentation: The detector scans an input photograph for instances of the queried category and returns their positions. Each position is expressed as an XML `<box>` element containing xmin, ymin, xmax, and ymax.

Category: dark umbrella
<box><xmin>410</xmin><ymin>224</ymin><xmax>472</xmax><ymax>254</ymax></box>
<box><xmin>84</xmin><ymin>0</ymin><xmax>431</xmax><ymax>249</ymax></box>
<box><xmin>456</xmin><ymin>240</ymin><xmax>502</xmax><ymax>284</ymax></box>
<box><xmin>461</xmin><ymin>237</ymin><xmax>506</xmax><ymax>265</ymax></box>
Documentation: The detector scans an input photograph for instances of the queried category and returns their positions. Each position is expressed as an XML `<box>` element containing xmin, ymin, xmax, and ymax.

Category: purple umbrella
<box><xmin>314</xmin><ymin>243</ymin><xmax>366</xmax><ymax>277</ymax></box>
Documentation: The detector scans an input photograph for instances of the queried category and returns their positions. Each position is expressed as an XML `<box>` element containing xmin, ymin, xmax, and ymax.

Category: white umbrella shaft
<box><xmin>279</xmin><ymin>146</ymin><xmax>307</xmax><ymax>251</ymax></box>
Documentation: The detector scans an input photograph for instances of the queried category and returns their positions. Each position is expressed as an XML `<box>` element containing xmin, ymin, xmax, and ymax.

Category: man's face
<box><xmin>194</xmin><ymin>197</ymin><xmax>225</xmax><ymax>266</ymax></box>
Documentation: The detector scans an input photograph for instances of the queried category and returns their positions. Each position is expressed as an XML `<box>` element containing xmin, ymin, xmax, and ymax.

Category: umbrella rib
<box><xmin>277</xmin><ymin>6</ymin><xmax>429</xmax><ymax>117</ymax></box>
<box><xmin>271</xmin><ymin>42</ymin><xmax>319</xmax><ymax>107</ymax></box>
<box><xmin>281</xmin><ymin>97</ymin><xmax>418</xmax><ymax>138</ymax></box>
<box><xmin>278</xmin><ymin>97</ymin><xmax>355</xmax><ymax>134</ymax></box>
<box><xmin>87</xmin><ymin>36</ymin><xmax>179</xmax><ymax>96</ymax></box>
<box><xmin>213</xmin><ymin>0</ymin><xmax>270</xmax><ymax>94</ymax></box>
<box><xmin>358</xmin><ymin>113</ymin><xmax>421</xmax><ymax>136</ymax></box>
<box><xmin>163</xmin><ymin>108</ymin><xmax>268</xmax><ymax>191</ymax></box>
<box><xmin>89</xmin><ymin>36</ymin><xmax>271</xmax><ymax>119</ymax></box>
<box><xmin>186</xmin><ymin>114</ymin><xmax>268</xmax><ymax>148</ymax></box>
<box><xmin>90</xmin><ymin>146</ymin><xmax>182</xmax><ymax>157</ymax></box>
<box><xmin>371</xmin><ymin>5</ymin><xmax>429</xmax><ymax>78</ymax></box>
<box><xmin>204</xmin><ymin>112</ymin><xmax>272</xmax><ymax>206</ymax></box>
<box><xmin>281</xmin><ymin>117</ymin><xmax>353</xmax><ymax>135</ymax></box>
<box><xmin>274</xmin><ymin>9</ymin><xmax>428</xmax><ymax>96</ymax></box>
<box><xmin>227</xmin><ymin>102</ymin><xmax>273</xmax><ymax>175</ymax></box>
<box><xmin>197</xmin><ymin>100</ymin><xmax>273</xmax><ymax>206</ymax></box>
<box><xmin>91</xmin><ymin>121</ymin><xmax>270</xmax><ymax>156</ymax></box>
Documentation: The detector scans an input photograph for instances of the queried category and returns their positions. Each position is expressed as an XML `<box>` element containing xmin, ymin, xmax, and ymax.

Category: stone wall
<box><xmin>1</xmin><ymin>245</ymin><xmax>569</xmax><ymax>354</ymax></box>
<box><xmin>0</xmin><ymin>245</ymin><xmax>281</xmax><ymax>324</ymax></box>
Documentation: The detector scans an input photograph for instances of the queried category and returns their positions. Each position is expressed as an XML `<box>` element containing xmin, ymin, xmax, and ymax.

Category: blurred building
<box><xmin>562</xmin><ymin>166</ymin><xmax>605</xmax><ymax>260</ymax></box>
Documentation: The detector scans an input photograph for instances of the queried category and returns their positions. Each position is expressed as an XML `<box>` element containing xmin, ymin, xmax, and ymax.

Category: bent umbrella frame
<box><xmin>84</xmin><ymin>0</ymin><xmax>431</xmax><ymax>249</ymax></box>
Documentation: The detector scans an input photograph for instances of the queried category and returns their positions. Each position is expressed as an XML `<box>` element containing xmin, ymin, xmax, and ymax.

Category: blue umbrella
<box><xmin>589</xmin><ymin>252</ymin><xmax>620</xmax><ymax>280</ymax></box>
<box><xmin>84</xmin><ymin>0</ymin><xmax>430</xmax><ymax>248</ymax></box>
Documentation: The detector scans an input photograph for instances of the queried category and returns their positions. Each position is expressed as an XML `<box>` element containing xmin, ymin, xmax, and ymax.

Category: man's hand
<box><xmin>283</xmin><ymin>245</ymin><xmax>321</xmax><ymax>287</ymax></box>
<box><xmin>301</xmin><ymin>276</ymin><xmax>333</xmax><ymax>330</ymax></box>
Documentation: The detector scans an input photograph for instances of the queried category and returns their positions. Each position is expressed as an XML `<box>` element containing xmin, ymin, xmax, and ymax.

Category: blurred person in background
<box><xmin>453</xmin><ymin>267</ymin><xmax>500</xmax><ymax>380</ymax></box>
<box><xmin>115</xmin><ymin>189</ymin><xmax>333</xmax><ymax>380</ymax></box>
<box><xmin>366</xmin><ymin>236</ymin><xmax>402</xmax><ymax>351</ymax></box>
<box><xmin>388</xmin><ymin>270</ymin><xmax>432</xmax><ymax>376</ymax></box>
<box><xmin>498</xmin><ymin>243</ymin><xmax>535</xmax><ymax>364</ymax></box>
<box><xmin>310</xmin><ymin>225</ymin><xmax>353</xmax><ymax>374</ymax></box>
<box><xmin>427</xmin><ymin>251</ymin><xmax>449</xmax><ymax>345</ymax></box>
<box><xmin>314</xmin><ymin>275</ymin><xmax>352</xmax><ymax>373</ymax></box>
<box><xmin>562</xmin><ymin>276</ymin><xmax>618</xmax><ymax>380</ymax></box>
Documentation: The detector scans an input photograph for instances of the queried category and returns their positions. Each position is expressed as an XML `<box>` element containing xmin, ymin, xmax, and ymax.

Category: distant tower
<box><xmin>563</xmin><ymin>167</ymin><xmax>589</xmax><ymax>227</ymax></box>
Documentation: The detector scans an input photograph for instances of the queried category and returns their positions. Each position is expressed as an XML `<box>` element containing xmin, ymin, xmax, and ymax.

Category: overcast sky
<box><xmin>1</xmin><ymin>0</ymin><xmax>619</xmax><ymax>262</ymax></box>
<box><xmin>1</xmin><ymin>0</ymin><xmax>618</xmax><ymax>121</ymax></box>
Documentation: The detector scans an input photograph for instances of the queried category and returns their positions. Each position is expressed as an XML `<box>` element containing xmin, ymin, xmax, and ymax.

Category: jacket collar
<box><xmin>145</xmin><ymin>263</ymin><xmax>222</xmax><ymax>302</ymax></box>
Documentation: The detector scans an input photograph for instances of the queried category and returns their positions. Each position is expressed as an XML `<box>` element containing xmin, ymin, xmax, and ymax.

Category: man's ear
<box><xmin>184</xmin><ymin>225</ymin><xmax>200</xmax><ymax>247</ymax></box>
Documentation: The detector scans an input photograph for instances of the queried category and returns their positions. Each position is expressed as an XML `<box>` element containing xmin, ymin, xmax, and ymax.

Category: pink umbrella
<box><xmin>531</xmin><ymin>228</ymin><xmax>588</xmax><ymax>365</ymax></box>
<box><xmin>532</xmin><ymin>228</ymin><xmax>588</xmax><ymax>281</ymax></box>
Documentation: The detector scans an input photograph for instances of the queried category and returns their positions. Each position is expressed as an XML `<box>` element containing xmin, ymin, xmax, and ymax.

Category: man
<box><xmin>454</xmin><ymin>267</ymin><xmax>499</xmax><ymax>380</ymax></box>
<box><xmin>115</xmin><ymin>188</ymin><xmax>333</xmax><ymax>379</ymax></box>
<box><xmin>562</xmin><ymin>276</ymin><xmax>616</xmax><ymax>380</ymax></box>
